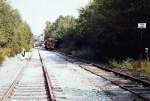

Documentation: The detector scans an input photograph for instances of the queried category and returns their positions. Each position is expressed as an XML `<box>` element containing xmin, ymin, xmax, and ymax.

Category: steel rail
<box><xmin>59</xmin><ymin>53</ymin><xmax>150</xmax><ymax>101</ymax></box>
<box><xmin>78</xmin><ymin>65</ymin><xmax>150</xmax><ymax>101</ymax></box>
<box><xmin>38</xmin><ymin>50</ymin><xmax>56</xmax><ymax>101</ymax></box>
<box><xmin>61</xmin><ymin>53</ymin><xmax>150</xmax><ymax>87</ymax></box>
<box><xmin>1</xmin><ymin>54</ymin><xmax>32</xmax><ymax>101</ymax></box>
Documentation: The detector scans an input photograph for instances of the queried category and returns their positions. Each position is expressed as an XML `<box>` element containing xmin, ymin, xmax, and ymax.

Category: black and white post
<box><xmin>137</xmin><ymin>23</ymin><xmax>147</xmax><ymax>67</ymax></box>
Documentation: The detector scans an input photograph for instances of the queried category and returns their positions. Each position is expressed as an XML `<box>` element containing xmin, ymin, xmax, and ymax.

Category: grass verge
<box><xmin>109</xmin><ymin>59</ymin><xmax>150</xmax><ymax>75</ymax></box>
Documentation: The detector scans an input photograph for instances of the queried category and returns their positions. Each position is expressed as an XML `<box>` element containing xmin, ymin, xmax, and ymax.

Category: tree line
<box><xmin>44</xmin><ymin>0</ymin><xmax>150</xmax><ymax>61</ymax></box>
<box><xmin>0</xmin><ymin>0</ymin><xmax>33</xmax><ymax>60</ymax></box>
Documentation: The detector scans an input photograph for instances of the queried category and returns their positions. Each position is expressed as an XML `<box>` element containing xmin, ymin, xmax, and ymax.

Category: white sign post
<box><xmin>145</xmin><ymin>48</ymin><xmax>149</xmax><ymax>60</ymax></box>
<box><xmin>138</xmin><ymin>23</ymin><xmax>147</xmax><ymax>29</ymax></box>
<box><xmin>137</xmin><ymin>23</ymin><xmax>147</xmax><ymax>65</ymax></box>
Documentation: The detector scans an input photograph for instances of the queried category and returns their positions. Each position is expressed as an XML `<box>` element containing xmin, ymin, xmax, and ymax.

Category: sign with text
<box><xmin>138</xmin><ymin>23</ymin><xmax>147</xmax><ymax>29</ymax></box>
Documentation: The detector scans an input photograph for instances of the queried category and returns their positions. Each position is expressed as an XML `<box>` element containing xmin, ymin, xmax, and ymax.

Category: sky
<box><xmin>8</xmin><ymin>0</ymin><xmax>90</xmax><ymax>35</ymax></box>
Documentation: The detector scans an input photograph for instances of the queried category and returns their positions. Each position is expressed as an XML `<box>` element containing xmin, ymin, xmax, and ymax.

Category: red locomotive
<box><xmin>45</xmin><ymin>37</ymin><xmax>57</xmax><ymax>50</ymax></box>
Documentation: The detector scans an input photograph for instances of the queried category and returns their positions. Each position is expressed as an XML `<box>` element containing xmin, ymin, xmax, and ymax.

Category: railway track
<box><xmin>0</xmin><ymin>50</ymin><xmax>55</xmax><ymax>101</ymax></box>
<box><xmin>60</xmin><ymin>53</ymin><xmax>150</xmax><ymax>101</ymax></box>
<box><xmin>0</xmin><ymin>55</ymin><xmax>32</xmax><ymax>101</ymax></box>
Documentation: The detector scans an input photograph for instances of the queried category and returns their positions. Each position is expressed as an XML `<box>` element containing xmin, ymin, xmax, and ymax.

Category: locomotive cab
<box><xmin>45</xmin><ymin>37</ymin><xmax>57</xmax><ymax>50</ymax></box>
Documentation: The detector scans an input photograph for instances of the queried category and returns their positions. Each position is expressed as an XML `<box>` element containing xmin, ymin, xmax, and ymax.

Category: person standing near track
<box><xmin>22</xmin><ymin>48</ymin><xmax>26</xmax><ymax>57</ymax></box>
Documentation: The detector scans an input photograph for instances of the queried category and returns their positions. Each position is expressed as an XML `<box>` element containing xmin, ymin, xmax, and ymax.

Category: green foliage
<box><xmin>109</xmin><ymin>59</ymin><xmax>122</xmax><ymax>68</ymax></box>
<box><xmin>0</xmin><ymin>54</ymin><xmax>5</xmax><ymax>64</ymax></box>
<box><xmin>44</xmin><ymin>16</ymin><xmax>77</xmax><ymax>39</ymax></box>
<box><xmin>141</xmin><ymin>61</ymin><xmax>150</xmax><ymax>74</ymax></box>
<box><xmin>0</xmin><ymin>0</ymin><xmax>33</xmax><ymax>63</ymax></box>
<box><xmin>110</xmin><ymin>59</ymin><xmax>134</xmax><ymax>70</ymax></box>
<box><xmin>0</xmin><ymin>48</ymin><xmax>5</xmax><ymax>64</ymax></box>
<box><xmin>110</xmin><ymin>59</ymin><xmax>150</xmax><ymax>74</ymax></box>
<box><xmin>44</xmin><ymin>0</ymin><xmax>150</xmax><ymax>60</ymax></box>
<box><xmin>72</xmin><ymin>48</ymin><xmax>96</xmax><ymax>60</ymax></box>
<box><xmin>131</xmin><ymin>60</ymin><xmax>150</xmax><ymax>74</ymax></box>
<box><xmin>76</xmin><ymin>0</ymin><xmax>150</xmax><ymax>59</ymax></box>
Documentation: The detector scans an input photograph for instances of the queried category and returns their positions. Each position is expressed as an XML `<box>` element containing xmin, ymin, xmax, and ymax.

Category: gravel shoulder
<box><xmin>39</xmin><ymin>49</ymin><xmax>142</xmax><ymax>101</ymax></box>
<box><xmin>0</xmin><ymin>51</ymin><xmax>32</xmax><ymax>85</ymax></box>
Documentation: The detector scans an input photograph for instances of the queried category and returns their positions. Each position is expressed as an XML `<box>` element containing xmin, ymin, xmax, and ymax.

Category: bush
<box><xmin>0</xmin><ymin>47</ymin><xmax>24</xmax><ymax>64</ymax></box>
<box><xmin>25</xmin><ymin>45</ymin><xmax>32</xmax><ymax>52</ymax></box>
<box><xmin>72</xmin><ymin>48</ymin><xmax>96</xmax><ymax>60</ymax></box>
<box><xmin>121</xmin><ymin>59</ymin><xmax>134</xmax><ymax>70</ymax></box>
<box><xmin>109</xmin><ymin>58</ymin><xmax>134</xmax><ymax>70</ymax></box>
<box><xmin>109</xmin><ymin>59</ymin><xmax>121</xmax><ymax>68</ymax></box>
<box><xmin>142</xmin><ymin>61</ymin><xmax>150</xmax><ymax>74</ymax></box>
<box><xmin>0</xmin><ymin>49</ymin><xmax>6</xmax><ymax>64</ymax></box>
<box><xmin>0</xmin><ymin>55</ymin><xmax>5</xmax><ymax>64</ymax></box>
<box><xmin>109</xmin><ymin>59</ymin><xmax>150</xmax><ymax>74</ymax></box>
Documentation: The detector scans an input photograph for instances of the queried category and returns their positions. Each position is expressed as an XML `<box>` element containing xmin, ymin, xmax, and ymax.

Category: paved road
<box><xmin>39</xmin><ymin>48</ymin><xmax>141</xmax><ymax>101</ymax></box>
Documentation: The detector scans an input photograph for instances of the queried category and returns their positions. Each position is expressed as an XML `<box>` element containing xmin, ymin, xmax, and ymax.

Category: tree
<box><xmin>0</xmin><ymin>0</ymin><xmax>33</xmax><ymax>56</ymax></box>
<box><xmin>44</xmin><ymin>0</ymin><xmax>150</xmax><ymax>60</ymax></box>
<box><xmin>44</xmin><ymin>15</ymin><xmax>77</xmax><ymax>39</ymax></box>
